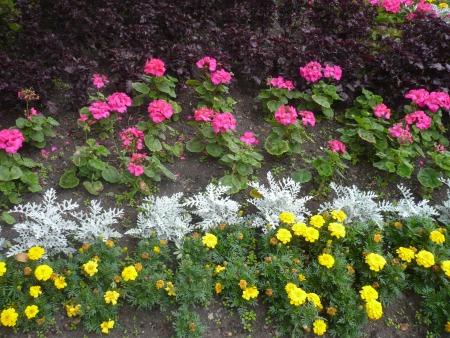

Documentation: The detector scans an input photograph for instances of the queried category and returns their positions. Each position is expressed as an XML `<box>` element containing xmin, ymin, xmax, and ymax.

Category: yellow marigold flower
<box><xmin>134</xmin><ymin>263</ymin><xmax>143</xmax><ymax>272</ymax></box>
<box><xmin>160</xmin><ymin>239</ymin><xmax>168</xmax><ymax>246</ymax></box>
<box><xmin>313</xmin><ymin>319</ymin><xmax>327</xmax><ymax>336</ymax></box>
<box><xmin>373</xmin><ymin>234</ymin><xmax>382</xmax><ymax>243</ymax></box>
<box><xmin>285</xmin><ymin>282</ymin><xmax>297</xmax><ymax>295</ymax></box>
<box><xmin>1</xmin><ymin>308</ymin><xmax>18</xmax><ymax>327</ymax></box>
<box><xmin>54</xmin><ymin>276</ymin><xmax>67</xmax><ymax>289</ymax></box>
<box><xmin>307</xmin><ymin>293</ymin><xmax>323</xmax><ymax>309</ymax></box>
<box><xmin>298</xmin><ymin>274</ymin><xmax>306</xmax><ymax>282</ymax></box>
<box><xmin>121</xmin><ymin>266</ymin><xmax>138</xmax><ymax>282</ymax></box>
<box><xmin>279</xmin><ymin>211</ymin><xmax>296</xmax><ymax>224</ymax></box>
<box><xmin>445</xmin><ymin>321</ymin><xmax>450</xmax><ymax>332</ymax></box>
<box><xmin>394</xmin><ymin>221</ymin><xmax>402</xmax><ymax>229</ymax></box>
<box><xmin>114</xmin><ymin>275</ymin><xmax>121</xmax><ymax>283</ymax></box>
<box><xmin>288</xmin><ymin>287</ymin><xmax>307</xmax><ymax>306</ymax></box>
<box><xmin>416</xmin><ymin>250</ymin><xmax>435</xmax><ymax>268</ymax></box>
<box><xmin>202</xmin><ymin>233</ymin><xmax>218</xmax><ymax>249</ymax></box>
<box><xmin>328</xmin><ymin>222</ymin><xmax>346</xmax><ymax>239</ymax></box>
<box><xmin>318</xmin><ymin>253</ymin><xmax>335</xmax><ymax>268</ymax></box>
<box><xmin>239</xmin><ymin>279</ymin><xmax>248</xmax><ymax>290</ymax></box>
<box><xmin>291</xmin><ymin>222</ymin><xmax>307</xmax><ymax>236</ymax></box>
<box><xmin>396</xmin><ymin>247</ymin><xmax>415</xmax><ymax>262</ymax></box>
<box><xmin>154</xmin><ymin>246</ymin><xmax>160</xmax><ymax>253</ymax></box>
<box><xmin>441</xmin><ymin>260</ymin><xmax>450</xmax><ymax>278</ymax></box>
<box><xmin>276</xmin><ymin>228</ymin><xmax>292</xmax><ymax>244</ymax></box>
<box><xmin>215</xmin><ymin>283</ymin><xmax>224</xmax><ymax>294</ymax></box>
<box><xmin>101</xmin><ymin>319</ymin><xmax>114</xmax><ymax>334</ymax></box>
<box><xmin>105</xmin><ymin>240</ymin><xmax>114</xmax><ymax>247</ymax></box>
<box><xmin>215</xmin><ymin>265</ymin><xmax>226</xmax><ymax>274</ymax></box>
<box><xmin>25</xmin><ymin>305</ymin><xmax>39</xmax><ymax>319</ymax></box>
<box><xmin>310</xmin><ymin>215</ymin><xmax>325</xmax><ymax>228</ymax></box>
<box><xmin>242</xmin><ymin>286</ymin><xmax>259</xmax><ymax>300</ymax></box>
<box><xmin>331</xmin><ymin>209</ymin><xmax>346</xmax><ymax>222</ymax></box>
<box><xmin>0</xmin><ymin>262</ymin><xmax>6</xmax><ymax>277</ymax></box>
<box><xmin>155</xmin><ymin>280</ymin><xmax>165</xmax><ymax>289</ymax></box>
<box><xmin>27</xmin><ymin>246</ymin><xmax>45</xmax><ymax>260</ymax></box>
<box><xmin>366</xmin><ymin>299</ymin><xmax>383</xmax><ymax>320</ymax></box>
<box><xmin>303</xmin><ymin>227</ymin><xmax>319</xmax><ymax>242</ymax></box>
<box><xmin>439</xmin><ymin>3</ymin><xmax>448</xmax><ymax>8</ymax></box>
<box><xmin>66</xmin><ymin>304</ymin><xmax>82</xmax><ymax>317</ymax></box>
<box><xmin>83</xmin><ymin>260</ymin><xmax>98</xmax><ymax>277</ymax></box>
<box><xmin>104</xmin><ymin>290</ymin><xmax>120</xmax><ymax>305</ymax></box>
<box><xmin>429</xmin><ymin>230</ymin><xmax>445</xmax><ymax>244</ymax></box>
<box><xmin>34</xmin><ymin>264</ymin><xmax>53</xmax><ymax>281</ymax></box>
<box><xmin>165</xmin><ymin>281</ymin><xmax>176</xmax><ymax>296</ymax></box>
<box><xmin>29</xmin><ymin>286</ymin><xmax>41</xmax><ymax>298</ymax></box>
<box><xmin>365</xmin><ymin>253</ymin><xmax>386</xmax><ymax>272</ymax></box>
<box><xmin>360</xmin><ymin>285</ymin><xmax>378</xmax><ymax>301</ymax></box>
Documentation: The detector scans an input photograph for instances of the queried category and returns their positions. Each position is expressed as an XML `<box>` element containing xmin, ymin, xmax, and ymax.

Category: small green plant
<box><xmin>172</xmin><ymin>306</ymin><xmax>205</xmax><ymax>338</ymax></box>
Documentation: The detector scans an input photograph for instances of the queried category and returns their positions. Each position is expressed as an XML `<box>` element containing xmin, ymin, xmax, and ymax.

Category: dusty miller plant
<box><xmin>436</xmin><ymin>178</ymin><xmax>450</xmax><ymax>224</ymax></box>
<box><xmin>125</xmin><ymin>193</ymin><xmax>193</xmax><ymax>244</ymax></box>
<box><xmin>70</xmin><ymin>200</ymin><xmax>123</xmax><ymax>243</ymax></box>
<box><xmin>248</xmin><ymin>172</ymin><xmax>311</xmax><ymax>231</ymax></box>
<box><xmin>319</xmin><ymin>182</ymin><xmax>392</xmax><ymax>228</ymax></box>
<box><xmin>387</xmin><ymin>185</ymin><xmax>438</xmax><ymax>220</ymax></box>
<box><xmin>8</xmin><ymin>189</ymin><xmax>79</xmax><ymax>257</ymax></box>
<box><xmin>183</xmin><ymin>183</ymin><xmax>240</xmax><ymax>232</ymax></box>
<box><xmin>0</xmin><ymin>229</ymin><xmax>5</xmax><ymax>252</ymax></box>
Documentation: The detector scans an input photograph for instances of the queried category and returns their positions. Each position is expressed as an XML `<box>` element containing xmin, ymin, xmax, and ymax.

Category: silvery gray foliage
<box><xmin>319</xmin><ymin>182</ymin><xmax>392</xmax><ymax>228</ymax></box>
<box><xmin>436</xmin><ymin>178</ymin><xmax>450</xmax><ymax>224</ymax></box>
<box><xmin>248</xmin><ymin>172</ymin><xmax>311</xmax><ymax>232</ymax></box>
<box><xmin>7</xmin><ymin>189</ymin><xmax>79</xmax><ymax>257</ymax></box>
<box><xmin>387</xmin><ymin>185</ymin><xmax>438</xmax><ymax>220</ymax></box>
<box><xmin>0</xmin><ymin>229</ymin><xmax>5</xmax><ymax>251</ymax></box>
<box><xmin>183</xmin><ymin>184</ymin><xmax>240</xmax><ymax>232</ymax></box>
<box><xmin>126</xmin><ymin>193</ymin><xmax>193</xmax><ymax>244</ymax></box>
<box><xmin>70</xmin><ymin>200</ymin><xmax>123</xmax><ymax>243</ymax></box>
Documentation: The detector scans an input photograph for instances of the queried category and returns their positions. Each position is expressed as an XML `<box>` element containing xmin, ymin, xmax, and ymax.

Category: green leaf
<box><xmin>292</xmin><ymin>169</ymin><xmax>312</xmax><ymax>183</ymax></box>
<box><xmin>358</xmin><ymin>129</ymin><xmax>376</xmax><ymax>143</ymax></box>
<box><xmin>157</xmin><ymin>81</ymin><xmax>172</xmax><ymax>94</ymax></box>
<box><xmin>321</xmin><ymin>107</ymin><xmax>334</xmax><ymax>118</ymax></box>
<box><xmin>206</xmin><ymin>144</ymin><xmax>222</xmax><ymax>157</ymax></box>
<box><xmin>249</xmin><ymin>189</ymin><xmax>263</xmax><ymax>199</ymax></box>
<box><xmin>145</xmin><ymin>135</ymin><xmax>163</xmax><ymax>152</ymax></box>
<box><xmin>170</xmin><ymin>142</ymin><xmax>184</xmax><ymax>157</ymax></box>
<box><xmin>195</xmin><ymin>86</ymin><xmax>207</xmax><ymax>95</ymax></box>
<box><xmin>236</xmin><ymin>163</ymin><xmax>253</xmax><ymax>176</ymax></box>
<box><xmin>83</xmin><ymin>181</ymin><xmax>103</xmax><ymax>195</ymax></box>
<box><xmin>132</xmin><ymin>82</ymin><xmax>150</xmax><ymax>94</ymax></box>
<box><xmin>1</xmin><ymin>211</ymin><xmax>15</xmax><ymax>225</ymax></box>
<box><xmin>267</xmin><ymin>100</ymin><xmax>282</xmax><ymax>112</ymax></box>
<box><xmin>15</xmin><ymin>117</ymin><xmax>29</xmax><ymax>129</ymax></box>
<box><xmin>203</xmin><ymin>81</ymin><xmax>216</xmax><ymax>91</ymax></box>
<box><xmin>102</xmin><ymin>166</ymin><xmax>121</xmax><ymax>183</ymax></box>
<box><xmin>264</xmin><ymin>133</ymin><xmax>289</xmax><ymax>156</ymax></box>
<box><xmin>185</xmin><ymin>79</ymin><xmax>201</xmax><ymax>86</ymax></box>
<box><xmin>186</xmin><ymin>137</ymin><xmax>205</xmax><ymax>153</ymax></box>
<box><xmin>88</xmin><ymin>158</ymin><xmax>107</xmax><ymax>170</ymax></box>
<box><xmin>219</xmin><ymin>175</ymin><xmax>242</xmax><ymax>194</ymax></box>
<box><xmin>385</xmin><ymin>161</ymin><xmax>396</xmax><ymax>173</ymax></box>
<box><xmin>29</xmin><ymin>130</ymin><xmax>44</xmax><ymax>142</ymax></box>
<box><xmin>59</xmin><ymin>169</ymin><xmax>80</xmax><ymax>188</ymax></box>
<box><xmin>311</xmin><ymin>95</ymin><xmax>331</xmax><ymax>108</ymax></box>
<box><xmin>0</xmin><ymin>165</ymin><xmax>11</xmax><ymax>181</ymax></box>
<box><xmin>396</xmin><ymin>163</ymin><xmax>413</xmax><ymax>178</ymax></box>
<box><xmin>132</xmin><ymin>95</ymin><xmax>145</xmax><ymax>106</ymax></box>
<box><xmin>9</xmin><ymin>166</ymin><xmax>22</xmax><ymax>180</ymax></box>
<box><xmin>316</xmin><ymin>164</ymin><xmax>333</xmax><ymax>177</ymax></box>
<box><xmin>417</xmin><ymin>168</ymin><xmax>442</xmax><ymax>189</ymax></box>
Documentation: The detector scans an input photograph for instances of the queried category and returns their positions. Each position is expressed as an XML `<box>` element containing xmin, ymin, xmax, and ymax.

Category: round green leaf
<box><xmin>417</xmin><ymin>168</ymin><xmax>442</xmax><ymax>189</ymax></box>
<box><xmin>102</xmin><ymin>166</ymin><xmax>121</xmax><ymax>183</ymax></box>
<box><xmin>292</xmin><ymin>169</ymin><xmax>312</xmax><ymax>183</ymax></box>
<box><xmin>206</xmin><ymin>143</ymin><xmax>223</xmax><ymax>157</ymax></box>
<box><xmin>145</xmin><ymin>135</ymin><xmax>163</xmax><ymax>152</ymax></box>
<box><xmin>186</xmin><ymin>138</ymin><xmax>205</xmax><ymax>153</ymax></box>
<box><xmin>264</xmin><ymin>134</ymin><xmax>289</xmax><ymax>156</ymax></box>
<box><xmin>83</xmin><ymin>181</ymin><xmax>103</xmax><ymax>195</ymax></box>
<box><xmin>59</xmin><ymin>169</ymin><xmax>80</xmax><ymax>189</ymax></box>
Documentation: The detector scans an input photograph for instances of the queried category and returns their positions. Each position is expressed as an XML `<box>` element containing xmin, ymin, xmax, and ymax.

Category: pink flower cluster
<box><xmin>89</xmin><ymin>101</ymin><xmax>110</xmax><ymax>119</ymax></box>
<box><xmin>373</xmin><ymin>103</ymin><xmax>391</xmax><ymax>119</ymax></box>
<box><xmin>92</xmin><ymin>74</ymin><xmax>109</xmax><ymax>89</ymax></box>
<box><xmin>88</xmin><ymin>92</ymin><xmax>132</xmax><ymax>120</ymax></box>
<box><xmin>382</xmin><ymin>0</ymin><xmax>401</xmax><ymax>13</ymax></box>
<box><xmin>128</xmin><ymin>153</ymin><xmax>147</xmax><ymax>177</ymax></box>
<box><xmin>196</xmin><ymin>57</ymin><xmax>217</xmax><ymax>72</ymax></box>
<box><xmin>148</xmin><ymin>99</ymin><xmax>173</xmax><ymax>123</ymax></box>
<box><xmin>194</xmin><ymin>107</ymin><xmax>215</xmax><ymax>122</ymax></box>
<box><xmin>211</xmin><ymin>69</ymin><xmax>232</xmax><ymax>86</ymax></box>
<box><xmin>211</xmin><ymin>112</ymin><xmax>236</xmax><ymax>133</ymax></box>
<box><xmin>267</xmin><ymin>76</ymin><xmax>295</xmax><ymax>91</ymax></box>
<box><xmin>144</xmin><ymin>58</ymin><xmax>166</xmax><ymax>77</ymax></box>
<box><xmin>240</xmin><ymin>132</ymin><xmax>258</xmax><ymax>146</ymax></box>
<box><xmin>0</xmin><ymin>129</ymin><xmax>25</xmax><ymax>153</ymax></box>
<box><xmin>119</xmin><ymin>127</ymin><xmax>145</xmax><ymax>153</ymax></box>
<box><xmin>405</xmin><ymin>89</ymin><xmax>450</xmax><ymax>113</ymax></box>
<box><xmin>275</xmin><ymin>106</ymin><xmax>297</xmax><ymax>125</ymax></box>
<box><xmin>405</xmin><ymin>111</ymin><xmax>431</xmax><ymax>130</ymax></box>
<box><xmin>388</xmin><ymin>123</ymin><xmax>413</xmax><ymax>144</ymax></box>
<box><xmin>28</xmin><ymin>107</ymin><xmax>38</xmax><ymax>120</ymax></box>
<box><xmin>299</xmin><ymin>111</ymin><xmax>316</xmax><ymax>126</ymax></box>
<box><xmin>328</xmin><ymin>140</ymin><xmax>346</xmax><ymax>154</ymax></box>
<box><xmin>300</xmin><ymin>62</ymin><xmax>342</xmax><ymax>82</ymax></box>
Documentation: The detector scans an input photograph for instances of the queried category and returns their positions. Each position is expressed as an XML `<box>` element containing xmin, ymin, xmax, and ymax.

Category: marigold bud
<box><xmin>432</xmin><ymin>265</ymin><xmax>440</xmax><ymax>273</ymax></box>
<box><xmin>23</xmin><ymin>267</ymin><xmax>32</xmax><ymax>275</ymax></box>
<box><xmin>372</xmin><ymin>282</ymin><xmax>379</xmax><ymax>288</ymax></box>
<box><xmin>438</xmin><ymin>228</ymin><xmax>445</xmax><ymax>233</ymax></box>
<box><xmin>394</xmin><ymin>221</ymin><xmax>402</xmax><ymax>229</ymax></box>
<box><xmin>141</xmin><ymin>252</ymin><xmax>149</xmax><ymax>259</ymax></box>
<box><xmin>220</xmin><ymin>224</ymin><xmax>226</xmax><ymax>231</ymax></box>
<box><xmin>192</xmin><ymin>232</ymin><xmax>199</xmax><ymax>239</ymax></box>
<box><xmin>189</xmin><ymin>323</ymin><xmax>196</xmax><ymax>332</ymax></box>
<box><xmin>82</xmin><ymin>243</ymin><xmax>91</xmax><ymax>251</ymax></box>
<box><xmin>291</xmin><ymin>268</ymin><xmax>297</xmax><ymax>274</ymax></box>
<box><xmin>326</xmin><ymin>307</ymin><xmax>337</xmax><ymax>316</ymax></box>
<box><xmin>269</xmin><ymin>237</ymin><xmax>278</xmax><ymax>246</ymax></box>
<box><xmin>114</xmin><ymin>275</ymin><xmax>121</xmax><ymax>283</ymax></box>
<box><xmin>93</xmin><ymin>288</ymin><xmax>99</xmax><ymax>295</ymax></box>
<box><xmin>105</xmin><ymin>240</ymin><xmax>114</xmax><ymax>247</ymax></box>
<box><xmin>418</xmin><ymin>229</ymin><xmax>424</xmax><ymax>235</ymax></box>
<box><xmin>293</xmin><ymin>258</ymin><xmax>300</xmax><ymax>264</ymax></box>
<box><xmin>373</xmin><ymin>234</ymin><xmax>382</xmax><ymax>243</ymax></box>
<box><xmin>346</xmin><ymin>265</ymin><xmax>355</xmax><ymax>274</ymax></box>
<box><xmin>265</xmin><ymin>257</ymin><xmax>272</xmax><ymax>263</ymax></box>
<box><xmin>237</xmin><ymin>232</ymin><xmax>244</xmax><ymax>240</ymax></box>
<box><xmin>392</xmin><ymin>258</ymin><xmax>400</xmax><ymax>265</ymax></box>
<box><xmin>36</xmin><ymin>317</ymin><xmax>46</xmax><ymax>326</ymax></box>
<box><xmin>51</xmin><ymin>273</ymin><xmax>59</xmax><ymax>281</ymax></box>
<box><xmin>303</xmin><ymin>325</ymin><xmax>311</xmax><ymax>333</ymax></box>
<box><xmin>134</xmin><ymin>263</ymin><xmax>143</xmax><ymax>272</ymax></box>
<box><xmin>266</xmin><ymin>289</ymin><xmax>273</xmax><ymax>297</ymax></box>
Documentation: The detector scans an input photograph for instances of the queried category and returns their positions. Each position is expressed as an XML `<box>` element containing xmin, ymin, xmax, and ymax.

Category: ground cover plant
<box><xmin>1</xmin><ymin>0</ymin><xmax>450</xmax><ymax>337</ymax></box>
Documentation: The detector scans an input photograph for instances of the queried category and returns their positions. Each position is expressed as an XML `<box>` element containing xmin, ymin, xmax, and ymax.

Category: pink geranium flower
<box><xmin>299</xmin><ymin>111</ymin><xmax>316</xmax><ymax>126</ymax></box>
<box><xmin>327</xmin><ymin>140</ymin><xmax>346</xmax><ymax>154</ymax></box>
<box><xmin>275</xmin><ymin>106</ymin><xmax>297</xmax><ymax>125</ymax></box>
<box><xmin>0</xmin><ymin>129</ymin><xmax>25</xmax><ymax>153</ymax></box>
<box><xmin>92</xmin><ymin>74</ymin><xmax>109</xmax><ymax>88</ymax></box>
<box><xmin>194</xmin><ymin>107</ymin><xmax>215</xmax><ymax>122</ymax></box>
<box><xmin>267</xmin><ymin>76</ymin><xmax>295</xmax><ymax>90</ymax></box>
<box><xmin>119</xmin><ymin>127</ymin><xmax>145</xmax><ymax>153</ymax></box>
<box><xmin>299</xmin><ymin>62</ymin><xmax>322</xmax><ymax>82</ymax></box>
<box><xmin>240</xmin><ymin>132</ymin><xmax>258</xmax><ymax>146</ymax></box>
<box><xmin>144</xmin><ymin>58</ymin><xmax>166</xmax><ymax>76</ymax></box>
<box><xmin>405</xmin><ymin>89</ymin><xmax>429</xmax><ymax>107</ymax></box>
<box><xmin>211</xmin><ymin>112</ymin><xmax>236</xmax><ymax>133</ymax></box>
<box><xmin>28</xmin><ymin>107</ymin><xmax>38</xmax><ymax>120</ymax></box>
<box><xmin>382</xmin><ymin>0</ymin><xmax>401</xmax><ymax>13</ymax></box>
<box><xmin>89</xmin><ymin>101</ymin><xmax>110</xmax><ymax>119</ymax></box>
<box><xmin>196</xmin><ymin>57</ymin><xmax>217</xmax><ymax>72</ymax></box>
<box><xmin>323</xmin><ymin>65</ymin><xmax>342</xmax><ymax>81</ymax></box>
<box><xmin>78</xmin><ymin>114</ymin><xmax>88</xmax><ymax>122</ymax></box>
<box><xmin>405</xmin><ymin>111</ymin><xmax>431</xmax><ymax>130</ymax></box>
<box><xmin>389</xmin><ymin>123</ymin><xmax>413</xmax><ymax>144</ymax></box>
<box><xmin>210</xmin><ymin>69</ymin><xmax>232</xmax><ymax>85</ymax></box>
<box><xmin>148</xmin><ymin>100</ymin><xmax>173</xmax><ymax>123</ymax></box>
<box><xmin>108</xmin><ymin>92</ymin><xmax>131</xmax><ymax>113</ymax></box>
<box><xmin>373</xmin><ymin>104</ymin><xmax>391</xmax><ymax>119</ymax></box>
<box><xmin>128</xmin><ymin>163</ymin><xmax>144</xmax><ymax>176</ymax></box>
